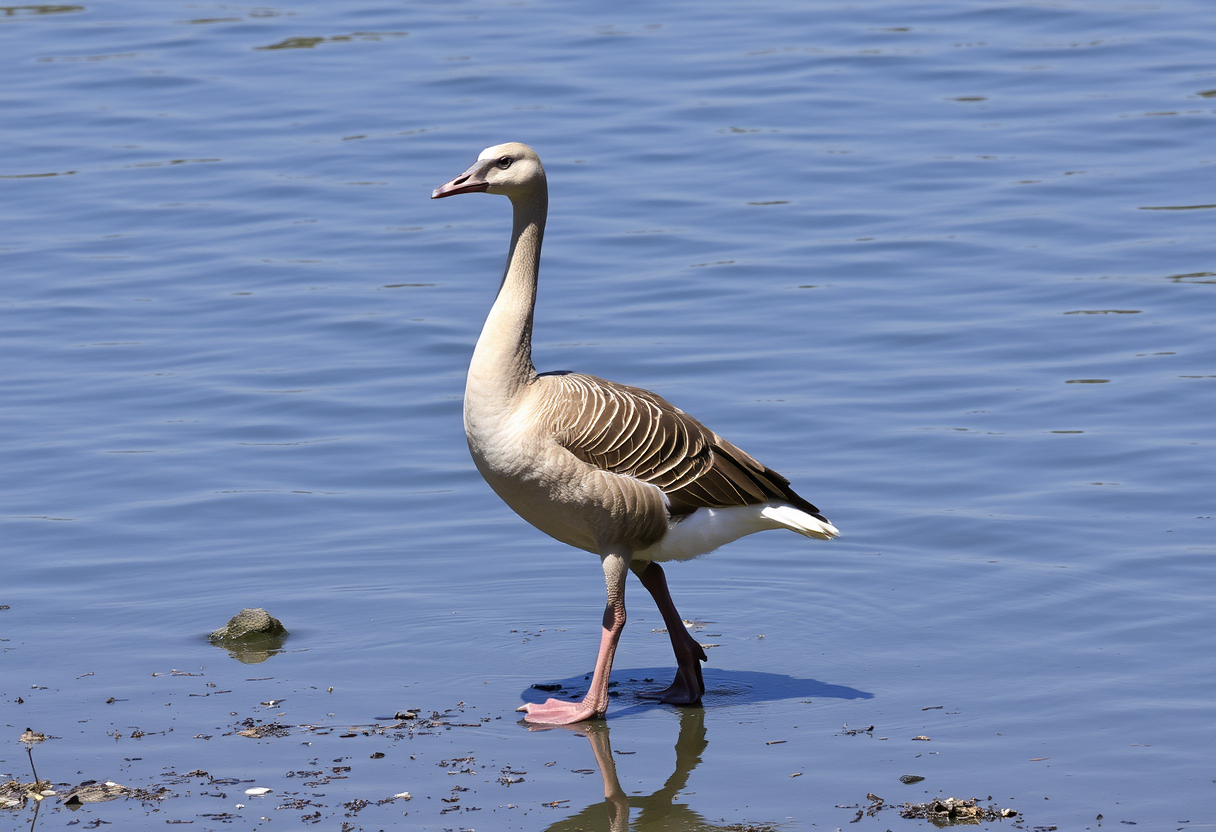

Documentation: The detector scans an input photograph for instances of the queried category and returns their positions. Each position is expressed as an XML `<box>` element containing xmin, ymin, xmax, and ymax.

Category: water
<box><xmin>2</xmin><ymin>0</ymin><xmax>1213</xmax><ymax>829</ymax></box>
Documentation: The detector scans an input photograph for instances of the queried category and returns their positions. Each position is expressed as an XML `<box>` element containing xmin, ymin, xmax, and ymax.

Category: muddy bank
<box><xmin>3</xmin><ymin>666</ymin><xmax>1034</xmax><ymax>831</ymax></box>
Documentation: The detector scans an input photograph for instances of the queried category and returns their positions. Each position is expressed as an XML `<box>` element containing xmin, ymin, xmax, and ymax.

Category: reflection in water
<box><xmin>214</xmin><ymin>638</ymin><xmax>286</xmax><ymax>664</ymax></box>
<box><xmin>538</xmin><ymin>709</ymin><xmax>778</xmax><ymax>832</ymax></box>
<box><xmin>208</xmin><ymin>631</ymin><xmax>288</xmax><ymax>664</ymax></box>
<box><xmin>525</xmin><ymin>669</ymin><xmax>870</xmax><ymax>828</ymax></box>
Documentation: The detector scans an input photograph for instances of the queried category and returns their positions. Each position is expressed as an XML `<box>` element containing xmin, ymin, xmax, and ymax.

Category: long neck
<box><xmin>468</xmin><ymin>186</ymin><xmax>547</xmax><ymax>400</ymax></box>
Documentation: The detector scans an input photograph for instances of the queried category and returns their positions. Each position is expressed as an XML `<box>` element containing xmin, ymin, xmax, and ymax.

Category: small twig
<box><xmin>26</xmin><ymin>745</ymin><xmax>41</xmax><ymax>783</ymax></box>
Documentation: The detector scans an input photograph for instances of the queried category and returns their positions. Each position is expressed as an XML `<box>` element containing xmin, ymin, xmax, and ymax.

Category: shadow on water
<box><xmin>530</xmin><ymin>708</ymin><xmax>776</xmax><ymax>832</ymax></box>
<box><xmin>520</xmin><ymin>666</ymin><xmax>873</xmax><ymax>715</ymax></box>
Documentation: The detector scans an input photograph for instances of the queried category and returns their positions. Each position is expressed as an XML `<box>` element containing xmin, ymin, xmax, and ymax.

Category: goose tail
<box><xmin>761</xmin><ymin>504</ymin><xmax>840</xmax><ymax>541</ymax></box>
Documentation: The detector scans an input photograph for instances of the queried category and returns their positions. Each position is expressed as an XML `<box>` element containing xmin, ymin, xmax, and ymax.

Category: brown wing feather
<box><xmin>544</xmin><ymin>372</ymin><xmax>825</xmax><ymax>519</ymax></box>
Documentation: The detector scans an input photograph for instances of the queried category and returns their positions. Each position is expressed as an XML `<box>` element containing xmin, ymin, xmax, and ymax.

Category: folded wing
<box><xmin>544</xmin><ymin>372</ymin><xmax>828</xmax><ymax>520</ymax></box>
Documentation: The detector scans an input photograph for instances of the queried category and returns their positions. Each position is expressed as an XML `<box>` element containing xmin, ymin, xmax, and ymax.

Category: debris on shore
<box><xmin>901</xmin><ymin>795</ymin><xmax>1018</xmax><ymax>823</ymax></box>
<box><xmin>62</xmin><ymin>780</ymin><xmax>131</xmax><ymax>805</ymax></box>
<box><xmin>841</xmin><ymin>792</ymin><xmax>1018</xmax><ymax>825</ymax></box>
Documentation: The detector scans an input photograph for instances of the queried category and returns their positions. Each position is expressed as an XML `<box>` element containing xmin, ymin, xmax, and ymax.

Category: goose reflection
<box><xmin>535</xmin><ymin>708</ymin><xmax>775</xmax><ymax>832</ymax></box>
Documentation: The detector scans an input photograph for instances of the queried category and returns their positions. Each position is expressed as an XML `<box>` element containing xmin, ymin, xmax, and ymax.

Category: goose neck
<box><xmin>469</xmin><ymin>188</ymin><xmax>548</xmax><ymax>397</ymax></box>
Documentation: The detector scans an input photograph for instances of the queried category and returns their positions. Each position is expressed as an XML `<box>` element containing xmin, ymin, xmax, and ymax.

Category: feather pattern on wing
<box><xmin>542</xmin><ymin>372</ymin><xmax>828</xmax><ymax>520</ymax></box>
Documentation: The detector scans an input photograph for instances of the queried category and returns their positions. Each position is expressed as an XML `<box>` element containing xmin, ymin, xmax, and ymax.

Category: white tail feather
<box><xmin>761</xmin><ymin>504</ymin><xmax>839</xmax><ymax>541</ymax></box>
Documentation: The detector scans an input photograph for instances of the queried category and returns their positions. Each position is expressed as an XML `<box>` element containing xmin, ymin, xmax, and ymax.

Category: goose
<box><xmin>431</xmin><ymin>143</ymin><xmax>838</xmax><ymax>725</ymax></box>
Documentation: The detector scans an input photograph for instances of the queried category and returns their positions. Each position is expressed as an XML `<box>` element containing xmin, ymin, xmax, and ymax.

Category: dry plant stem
<box><xmin>26</xmin><ymin>746</ymin><xmax>40</xmax><ymax>784</ymax></box>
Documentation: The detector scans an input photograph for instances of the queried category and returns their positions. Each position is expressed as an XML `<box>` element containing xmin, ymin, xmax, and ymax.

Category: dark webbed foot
<box><xmin>640</xmin><ymin>660</ymin><xmax>705</xmax><ymax>705</ymax></box>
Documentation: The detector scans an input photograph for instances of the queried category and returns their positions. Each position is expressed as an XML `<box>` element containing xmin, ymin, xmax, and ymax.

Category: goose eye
<box><xmin>497</xmin><ymin>156</ymin><xmax>513</xmax><ymax>169</ymax></box>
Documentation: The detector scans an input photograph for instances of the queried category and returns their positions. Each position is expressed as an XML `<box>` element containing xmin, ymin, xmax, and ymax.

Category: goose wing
<box><xmin>543</xmin><ymin>372</ymin><xmax>825</xmax><ymax>518</ymax></box>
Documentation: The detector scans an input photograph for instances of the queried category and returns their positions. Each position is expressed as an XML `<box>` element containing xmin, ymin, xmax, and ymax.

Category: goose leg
<box><xmin>631</xmin><ymin>561</ymin><xmax>706</xmax><ymax>705</ymax></box>
<box><xmin>519</xmin><ymin>550</ymin><xmax>631</xmax><ymax>725</ymax></box>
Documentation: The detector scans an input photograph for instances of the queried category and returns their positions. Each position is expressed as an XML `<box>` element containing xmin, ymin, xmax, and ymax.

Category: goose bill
<box><xmin>431</xmin><ymin>163</ymin><xmax>492</xmax><ymax>199</ymax></box>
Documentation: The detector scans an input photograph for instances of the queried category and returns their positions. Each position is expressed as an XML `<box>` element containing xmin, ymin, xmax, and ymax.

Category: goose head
<box><xmin>431</xmin><ymin>142</ymin><xmax>546</xmax><ymax>200</ymax></box>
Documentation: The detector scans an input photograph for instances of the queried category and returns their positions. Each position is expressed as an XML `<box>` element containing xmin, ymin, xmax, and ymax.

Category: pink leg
<box><xmin>518</xmin><ymin>551</ymin><xmax>631</xmax><ymax>725</ymax></box>
<box><xmin>632</xmin><ymin>561</ymin><xmax>706</xmax><ymax>705</ymax></box>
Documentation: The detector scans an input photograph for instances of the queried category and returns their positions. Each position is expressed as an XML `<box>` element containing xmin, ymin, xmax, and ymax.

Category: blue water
<box><xmin>2</xmin><ymin>1</ymin><xmax>1213</xmax><ymax>829</ymax></box>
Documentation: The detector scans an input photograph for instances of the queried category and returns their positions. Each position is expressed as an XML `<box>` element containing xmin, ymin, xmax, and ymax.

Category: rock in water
<box><xmin>209</xmin><ymin>608</ymin><xmax>287</xmax><ymax>642</ymax></box>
